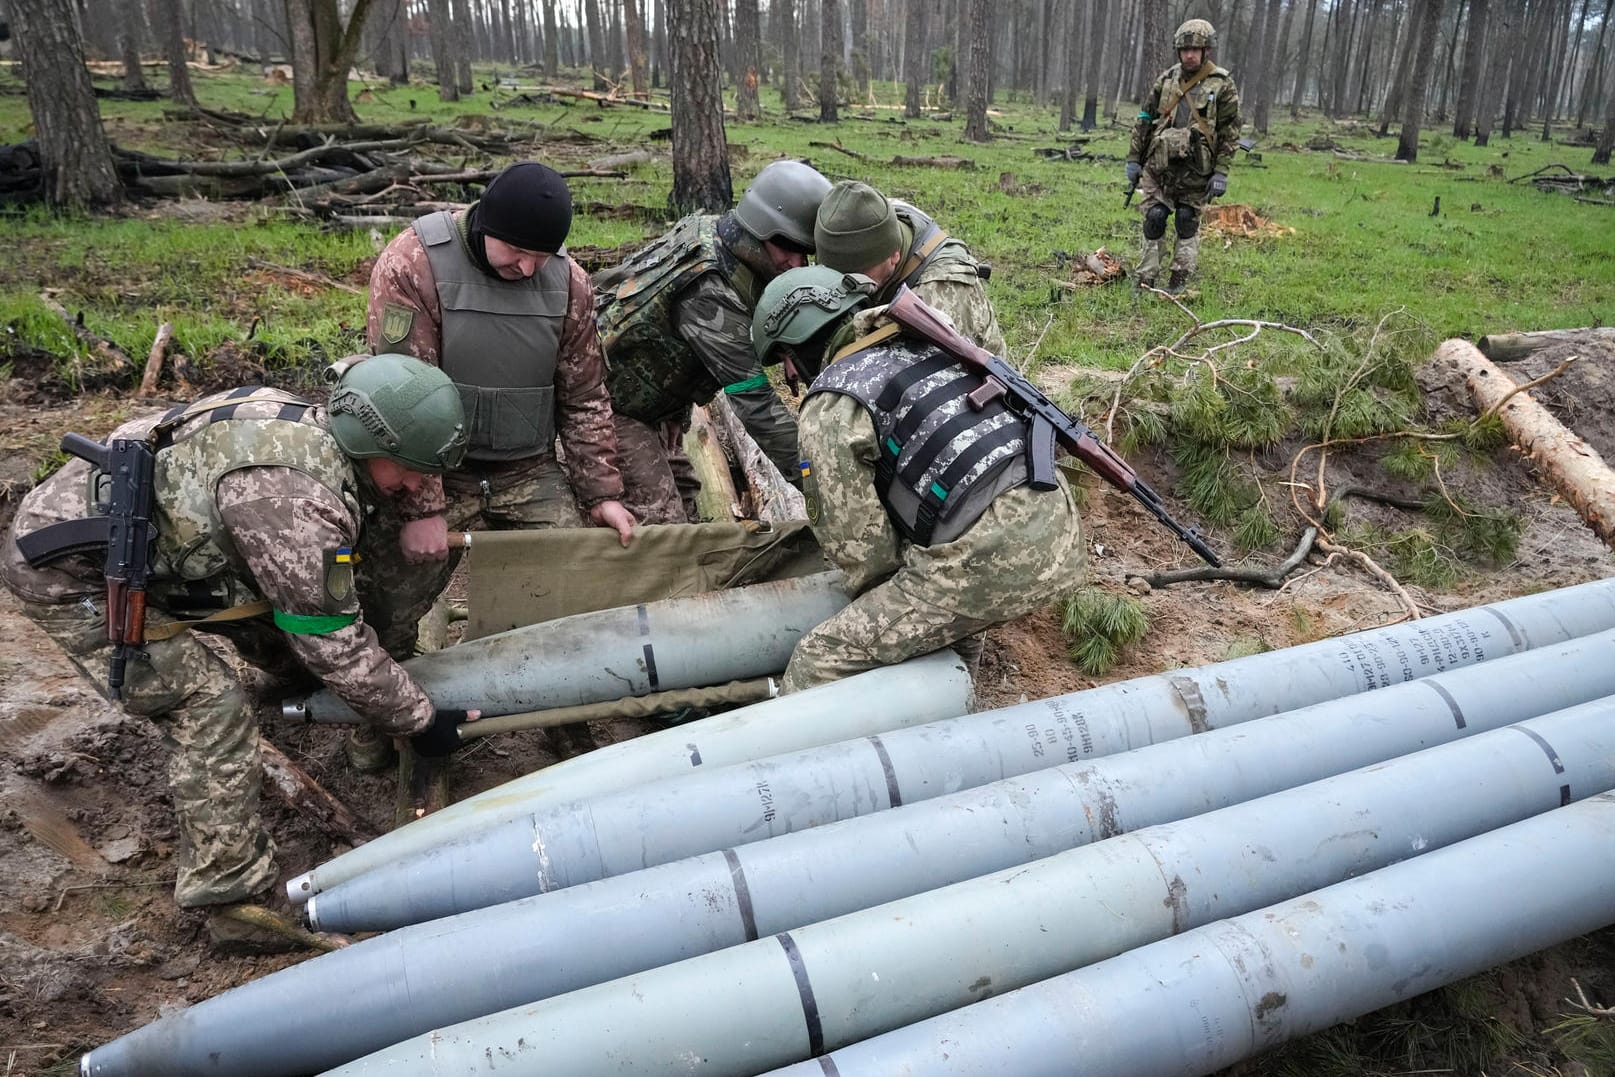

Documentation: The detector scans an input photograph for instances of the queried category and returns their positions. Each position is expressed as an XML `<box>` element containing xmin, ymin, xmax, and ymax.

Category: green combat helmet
<box><xmin>751</xmin><ymin>266</ymin><xmax>877</xmax><ymax>369</ymax></box>
<box><xmin>734</xmin><ymin>160</ymin><xmax>833</xmax><ymax>250</ymax></box>
<box><xmin>1174</xmin><ymin>18</ymin><xmax>1216</xmax><ymax>49</ymax></box>
<box><xmin>325</xmin><ymin>353</ymin><xmax>469</xmax><ymax>473</ymax></box>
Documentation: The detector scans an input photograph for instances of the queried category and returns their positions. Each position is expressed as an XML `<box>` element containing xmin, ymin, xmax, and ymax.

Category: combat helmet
<box><xmin>325</xmin><ymin>353</ymin><xmax>469</xmax><ymax>474</ymax></box>
<box><xmin>751</xmin><ymin>266</ymin><xmax>877</xmax><ymax>365</ymax></box>
<box><xmin>1174</xmin><ymin>18</ymin><xmax>1216</xmax><ymax>49</ymax></box>
<box><xmin>734</xmin><ymin>160</ymin><xmax>833</xmax><ymax>250</ymax></box>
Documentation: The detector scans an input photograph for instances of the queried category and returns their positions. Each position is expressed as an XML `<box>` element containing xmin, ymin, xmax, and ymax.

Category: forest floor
<box><xmin>2</xmin><ymin>322</ymin><xmax>1614</xmax><ymax>1076</ymax></box>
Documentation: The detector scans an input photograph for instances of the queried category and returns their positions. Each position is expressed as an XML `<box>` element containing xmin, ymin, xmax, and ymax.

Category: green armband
<box><xmin>1138</xmin><ymin>110</ymin><xmax>1154</xmax><ymax>121</ymax></box>
<box><xmin>273</xmin><ymin>609</ymin><xmax>359</xmax><ymax>635</ymax></box>
<box><xmin>723</xmin><ymin>374</ymin><xmax>771</xmax><ymax>394</ymax></box>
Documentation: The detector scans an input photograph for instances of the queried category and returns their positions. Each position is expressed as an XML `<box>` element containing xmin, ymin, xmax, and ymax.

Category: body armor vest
<box><xmin>414</xmin><ymin>210</ymin><xmax>569</xmax><ymax>461</ymax></box>
<box><xmin>594</xmin><ymin>214</ymin><xmax>762</xmax><ymax>423</ymax></box>
<box><xmin>1146</xmin><ymin>65</ymin><xmax>1230</xmax><ymax>176</ymax></box>
<box><xmin>807</xmin><ymin>341</ymin><xmax>1029</xmax><ymax>546</ymax></box>
<box><xmin>150</xmin><ymin>389</ymin><xmax>360</xmax><ymax>607</ymax></box>
<box><xmin>873</xmin><ymin>204</ymin><xmax>988</xmax><ymax>306</ymax></box>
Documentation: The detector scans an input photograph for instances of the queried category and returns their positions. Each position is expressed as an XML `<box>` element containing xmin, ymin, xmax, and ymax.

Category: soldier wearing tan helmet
<box><xmin>1125</xmin><ymin>18</ymin><xmax>1242</xmax><ymax>294</ymax></box>
<box><xmin>1</xmin><ymin>355</ymin><xmax>474</xmax><ymax>950</ymax></box>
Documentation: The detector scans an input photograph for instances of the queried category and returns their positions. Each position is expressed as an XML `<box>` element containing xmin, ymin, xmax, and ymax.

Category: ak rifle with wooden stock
<box><xmin>884</xmin><ymin>285</ymin><xmax>1222</xmax><ymax>567</ymax></box>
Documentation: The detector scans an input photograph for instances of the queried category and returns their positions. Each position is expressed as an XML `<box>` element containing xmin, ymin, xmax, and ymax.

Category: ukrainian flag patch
<box><xmin>798</xmin><ymin>460</ymin><xmax>811</xmax><ymax>479</ymax></box>
<box><xmin>334</xmin><ymin>547</ymin><xmax>353</xmax><ymax>564</ymax></box>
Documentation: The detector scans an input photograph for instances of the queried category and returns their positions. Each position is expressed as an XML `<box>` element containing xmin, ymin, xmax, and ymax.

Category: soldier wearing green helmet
<box><xmin>751</xmin><ymin>268</ymin><xmax>1088</xmax><ymax>694</ymax></box>
<box><xmin>1</xmin><ymin>354</ymin><xmax>478</xmax><ymax>951</ymax></box>
<box><xmin>1126</xmin><ymin>17</ymin><xmax>1242</xmax><ymax>294</ymax></box>
<box><xmin>593</xmin><ymin>159</ymin><xmax>832</xmax><ymax>524</ymax></box>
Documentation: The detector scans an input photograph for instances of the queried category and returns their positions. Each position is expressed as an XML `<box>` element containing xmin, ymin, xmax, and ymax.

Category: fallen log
<box><xmin>808</xmin><ymin>139</ymin><xmax>869</xmax><ymax>160</ymax></box>
<box><xmin>136</xmin><ymin>322</ymin><xmax>174</xmax><ymax>397</ymax></box>
<box><xmin>889</xmin><ymin>154</ymin><xmax>976</xmax><ymax>169</ymax></box>
<box><xmin>704</xmin><ymin>392</ymin><xmax>806</xmax><ymax>523</ymax></box>
<box><xmin>38</xmin><ymin>291</ymin><xmax>134</xmax><ymax>372</ymax></box>
<box><xmin>1477</xmin><ymin>327</ymin><xmax>1615</xmax><ymax>362</ymax></box>
<box><xmin>1439</xmin><ymin>337</ymin><xmax>1615</xmax><ymax>549</ymax></box>
<box><xmin>257</xmin><ymin>736</ymin><xmax>376</xmax><ymax>846</ymax></box>
<box><xmin>686</xmin><ymin>404</ymin><xmax>743</xmax><ymax>522</ymax></box>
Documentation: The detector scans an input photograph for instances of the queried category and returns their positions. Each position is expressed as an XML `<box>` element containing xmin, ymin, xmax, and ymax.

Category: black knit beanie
<box><xmin>472</xmin><ymin>161</ymin><xmax>574</xmax><ymax>254</ymax></box>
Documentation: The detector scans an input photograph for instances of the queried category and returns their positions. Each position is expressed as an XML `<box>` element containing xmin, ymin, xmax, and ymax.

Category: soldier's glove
<box><xmin>411</xmin><ymin>709</ymin><xmax>468</xmax><ymax>758</ymax></box>
<box><xmin>1124</xmin><ymin>161</ymin><xmax>1141</xmax><ymax>186</ymax></box>
<box><xmin>1207</xmin><ymin>171</ymin><xmax>1228</xmax><ymax>200</ymax></box>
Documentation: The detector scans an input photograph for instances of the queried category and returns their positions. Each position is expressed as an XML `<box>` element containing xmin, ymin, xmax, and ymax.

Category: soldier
<box><xmin>367</xmin><ymin>160</ymin><xmax>634</xmax><ymax>763</ymax></box>
<box><xmin>1</xmin><ymin>355</ymin><xmax>475</xmax><ymax>949</ymax></box>
<box><xmin>1125</xmin><ymin>18</ymin><xmax>1241</xmax><ymax>294</ymax></box>
<box><xmin>811</xmin><ymin>180</ymin><xmax>1006</xmax><ymax>356</ymax></box>
<box><xmin>750</xmin><ymin>267</ymin><xmax>1087</xmax><ymax>693</ymax></box>
<box><xmin>593</xmin><ymin>159</ymin><xmax>832</xmax><ymax>524</ymax></box>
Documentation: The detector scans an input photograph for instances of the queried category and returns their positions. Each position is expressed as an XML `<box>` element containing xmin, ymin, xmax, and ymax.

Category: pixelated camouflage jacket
<box><xmin>1</xmin><ymin>394</ymin><xmax>435</xmax><ymax>735</ymax></box>
<box><xmin>592</xmin><ymin>213</ymin><xmax>771</xmax><ymax>424</ymax></box>
<box><xmin>1128</xmin><ymin>62</ymin><xmax>1241</xmax><ymax>179</ymax></box>
<box><xmin>367</xmin><ymin>211</ymin><xmax>624</xmax><ymax>512</ymax></box>
<box><xmin>875</xmin><ymin>204</ymin><xmax>1007</xmax><ymax>357</ymax></box>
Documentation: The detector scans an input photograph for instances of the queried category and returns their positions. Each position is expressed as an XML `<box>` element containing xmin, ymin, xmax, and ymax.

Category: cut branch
<box><xmin>137</xmin><ymin>322</ymin><xmax>174</xmax><ymax>397</ymax></box>
<box><xmin>38</xmin><ymin>291</ymin><xmax>134</xmax><ymax>371</ymax></box>
<box><xmin>1476</xmin><ymin>327</ymin><xmax>1615</xmax><ymax>361</ymax></box>
<box><xmin>257</xmin><ymin>736</ymin><xmax>376</xmax><ymax>846</ymax></box>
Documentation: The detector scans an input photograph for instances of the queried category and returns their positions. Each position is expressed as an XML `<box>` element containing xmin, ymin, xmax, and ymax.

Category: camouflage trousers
<box><xmin>781</xmin><ymin>481</ymin><xmax>1089</xmax><ymax>693</ymax></box>
<box><xmin>18</xmin><ymin>596</ymin><xmax>276</xmax><ymax>908</ymax></box>
<box><xmin>1137</xmin><ymin>168</ymin><xmax>1210</xmax><ymax>281</ymax></box>
<box><xmin>358</xmin><ymin>452</ymin><xmax>584</xmax><ymax>657</ymax></box>
<box><xmin>612</xmin><ymin>414</ymin><xmax>700</xmax><ymax>526</ymax></box>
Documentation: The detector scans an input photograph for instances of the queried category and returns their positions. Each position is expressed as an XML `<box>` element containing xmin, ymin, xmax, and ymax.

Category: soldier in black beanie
<box><xmin>362</xmin><ymin>160</ymin><xmax>634</xmax><ymax>769</ymax></box>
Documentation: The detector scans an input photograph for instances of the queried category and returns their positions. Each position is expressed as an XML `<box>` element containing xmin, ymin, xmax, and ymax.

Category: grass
<box><xmin>1</xmin><ymin>61</ymin><xmax>1610</xmax><ymax>383</ymax></box>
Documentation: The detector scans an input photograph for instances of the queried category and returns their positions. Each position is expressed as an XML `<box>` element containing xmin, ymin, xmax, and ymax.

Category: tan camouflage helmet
<box><xmin>1174</xmin><ymin>18</ymin><xmax>1216</xmax><ymax>49</ymax></box>
<box><xmin>325</xmin><ymin>353</ymin><xmax>469</xmax><ymax>473</ymax></box>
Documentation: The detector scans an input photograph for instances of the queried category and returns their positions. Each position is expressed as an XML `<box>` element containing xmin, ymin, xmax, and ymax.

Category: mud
<box><xmin>1</xmin><ymin>333</ymin><xmax>1614</xmax><ymax>1076</ymax></box>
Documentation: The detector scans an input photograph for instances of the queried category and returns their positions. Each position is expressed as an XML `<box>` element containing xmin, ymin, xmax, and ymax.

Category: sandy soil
<box><xmin>1</xmin><ymin>335</ymin><xmax>1613</xmax><ymax>1076</ymax></box>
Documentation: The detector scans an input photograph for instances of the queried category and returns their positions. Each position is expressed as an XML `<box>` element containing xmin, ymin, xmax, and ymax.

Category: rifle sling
<box><xmin>1152</xmin><ymin>64</ymin><xmax>1217</xmax><ymax>145</ymax></box>
<box><xmin>142</xmin><ymin>600</ymin><xmax>275</xmax><ymax>641</ymax></box>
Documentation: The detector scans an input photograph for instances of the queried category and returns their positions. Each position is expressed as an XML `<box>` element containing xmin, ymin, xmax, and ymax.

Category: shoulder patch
<box><xmin>322</xmin><ymin>547</ymin><xmax>358</xmax><ymax>612</ymax></box>
<box><xmin>380</xmin><ymin>304</ymin><xmax>414</xmax><ymax>346</ymax></box>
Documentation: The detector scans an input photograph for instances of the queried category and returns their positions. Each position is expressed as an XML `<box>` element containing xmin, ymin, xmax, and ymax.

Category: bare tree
<box><xmin>819</xmin><ymin>0</ymin><xmax>841</xmax><ymax>120</ymax></box>
<box><xmin>1083</xmin><ymin>0</ymin><xmax>1111</xmax><ymax>129</ymax></box>
<box><xmin>1396</xmin><ymin>0</ymin><xmax>1446</xmax><ymax>160</ymax></box>
<box><xmin>903</xmin><ymin>0</ymin><xmax>928</xmax><ymax>116</ymax></box>
<box><xmin>1474</xmin><ymin>1</ymin><xmax>1512</xmax><ymax>143</ymax></box>
<box><xmin>1575</xmin><ymin>0</ymin><xmax>1613</xmax><ymax>125</ymax></box>
<box><xmin>735</xmin><ymin>0</ymin><xmax>760</xmax><ymax>117</ymax></box>
<box><xmin>780</xmin><ymin>0</ymin><xmax>802</xmax><ymax>107</ymax></box>
<box><xmin>624</xmin><ymin>0</ymin><xmax>650</xmax><ymax>96</ymax></box>
<box><xmin>961</xmin><ymin>0</ymin><xmax>990</xmax><ymax>139</ymax></box>
<box><xmin>10</xmin><ymin>0</ymin><xmax>123</xmax><ymax>208</ymax></box>
<box><xmin>1134</xmin><ymin>0</ymin><xmax>1166</xmax><ymax>103</ymax></box>
<box><xmin>668</xmin><ymin>0</ymin><xmax>732</xmax><ymax>213</ymax></box>
<box><xmin>119</xmin><ymin>1</ymin><xmax>150</xmax><ymax>93</ymax></box>
<box><xmin>427</xmin><ymin>0</ymin><xmax>460</xmax><ymax>100</ymax></box>
<box><xmin>544</xmin><ymin>0</ymin><xmax>560</xmax><ymax>75</ymax></box>
<box><xmin>1453</xmin><ymin>0</ymin><xmax>1489</xmax><ymax>135</ymax></box>
<box><xmin>1595</xmin><ymin>78</ymin><xmax>1615</xmax><ymax>162</ymax></box>
<box><xmin>452</xmin><ymin>0</ymin><xmax>474</xmax><ymax>91</ymax></box>
<box><xmin>148</xmin><ymin>0</ymin><xmax>198</xmax><ymax>106</ymax></box>
<box><xmin>1291</xmin><ymin>0</ymin><xmax>1321</xmax><ymax>114</ymax></box>
<box><xmin>585</xmin><ymin>0</ymin><xmax>608</xmax><ymax>87</ymax></box>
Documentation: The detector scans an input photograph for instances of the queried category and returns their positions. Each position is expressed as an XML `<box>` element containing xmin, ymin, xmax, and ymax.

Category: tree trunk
<box><xmin>1595</xmin><ymin>78</ymin><xmax>1615</xmax><ymax>161</ymax></box>
<box><xmin>10</xmin><ymin>0</ymin><xmax>123</xmax><ymax>208</ymax></box>
<box><xmin>1453</xmin><ymin>0</ymin><xmax>1489</xmax><ymax>135</ymax></box>
<box><xmin>1351</xmin><ymin>0</ymin><xmax>1382</xmax><ymax>115</ymax></box>
<box><xmin>902</xmin><ymin>0</ymin><xmax>927</xmax><ymax>116</ymax></box>
<box><xmin>1396</xmin><ymin>0</ymin><xmax>1445</xmax><ymax>160</ymax></box>
<box><xmin>1291</xmin><ymin>0</ymin><xmax>1320</xmax><ymax>114</ymax></box>
<box><xmin>1575</xmin><ymin>0</ymin><xmax>1613</xmax><ymax>125</ymax></box>
<box><xmin>544</xmin><ymin>0</ymin><xmax>560</xmax><ymax>75</ymax></box>
<box><xmin>1260</xmin><ymin>0</ymin><xmax>1296</xmax><ymax>129</ymax></box>
<box><xmin>1376</xmin><ymin>0</ymin><xmax>1418</xmax><ymax>132</ymax></box>
<box><xmin>1434</xmin><ymin>0</ymin><xmax>1466</xmax><ymax>121</ymax></box>
<box><xmin>850</xmin><ymin>0</ymin><xmax>869</xmax><ymax>97</ymax></box>
<box><xmin>733</xmin><ymin>0</ymin><xmax>759</xmax><ymax>116</ymax></box>
<box><xmin>452</xmin><ymin>0</ymin><xmax>474</xmax><ymax>91</ymax></box>
<box><xmin>1135</xmin><ymin>0</ymin><xmax>1166</xmax><ymax>104</ymax></box>
<box><xmin>624</xmin><ymin>0</ymin><xmax>650</xmax><ymax>96</ymax></box>
<box><xmin>1254</xmin><ymin>0</ymin><xmax>1285</xmax><ymax>131</ymax></box>
<box><xmin>428</xmin><ymin>0</ymin><xmax>460</xmax><ymax>99</ymax></box>
<box><xmin>780</xmin><ymin>0</ymin><xmax>801</xmax><ymax>107</ymax></box>
<box><xmin>668</xmin><ymin>0</ymin><xmax>732</xmax><ymax>213</ymax></box>
<box><xmin>584</xmin><ymin>0</ymin><xmax>607</xmax><ymax>86</ymax></box>
<box><xmin>1326</xmin><ymin>0</ymin><xmax>1355</xmax><ymax>116</ymax></box>
<box><xmin>119</xmin><ymin>0</ymin><xmax>150</xmax><ymax>92</ymax></box>
<box><xmin>818</xmin><ymin>0</ymin><xmax>840</xmax><ymax>119</ymax></box>
<box><xmin>1441</xmin><ymin>338</ymin><xmax>1615</xmax><ymax>550</ymax></box>
<box><xmin>1083</xmin><ymin>0</ymin><xmax>1111</xmax><ymax>129</ymax></box>
<box><xmin>961</xmin><ymin>0</ymin><xmax>990</xmax><ymax>139</ymax></box>
<box><xmin>1245</xmin><ymin>0</ymin><xmax>1273</xmax><ymax>125</ymax></box>
<box><xmin>149</xmin><ymin>0</ymin><xmax>198</xmax><ymax>105</ymax></box>
<box><xmin>284</xmin><ymin>0</ymin><xmax>372</xmax><ymax>124</ymax></box>
<box><xmin>1061</xmin><ymin>0</ymin><xmax>1087</xmax><ymax>130</ymax></box>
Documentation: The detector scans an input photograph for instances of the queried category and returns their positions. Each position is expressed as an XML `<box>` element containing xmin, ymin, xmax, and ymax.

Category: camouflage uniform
<box><xmin>871</xmin><ymin>204</ymin><xmax>1008</xmax><ymax>357</ymax></box>
<box><xmin>1128</xmin><ymin>61</ymin><xmax>1241</xmax><ymax>283</ymax></box>
<box><xmin>366</xmin><ymin>212</ymin><xmax>625</xmax><ymax>652</ymax></box>
<box><xmin>0</xmin><ymin>392</ymin><xmax>436</xmax><ymax>908</ymax></box>
<box><xmin>783</xmin><ymin>321</ymin><xmax>1087</xmax><ymax>693</ymax></box>
<box><xmin>593</xmin><ymin>214</ymin><xmax>801</xmax><ymax>524</ymax></box>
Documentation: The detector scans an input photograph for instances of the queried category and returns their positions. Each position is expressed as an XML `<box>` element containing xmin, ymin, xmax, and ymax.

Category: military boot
<box><xmin>345</xmin><ymin>724</ymin><xmax>397</xmax><ymax>774</ymax></box>
<box><xmin>1165</xmin><ymin>269</ymin><xmax>1191</xmax><ymax>295</ymax></box>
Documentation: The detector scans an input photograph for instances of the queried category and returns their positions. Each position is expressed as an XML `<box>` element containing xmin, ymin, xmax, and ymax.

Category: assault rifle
<box><xmin>16</xmin><ymin>435</ymin><xmax>158</xmax><ymax>698</ymax></box>
<box><xmin>1124</xmin><ymin>174</ymin><xmax>1141</xmax><ymax>208</ymax></box>
<box><xmin>884</xmin><ymin>286</ymin><xmax>1221</xmax><ymax>567</ymax></box>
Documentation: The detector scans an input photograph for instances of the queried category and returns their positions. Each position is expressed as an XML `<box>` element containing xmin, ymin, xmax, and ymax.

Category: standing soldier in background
<box><xmin>592</xmin><ymin>159</ymin><xmax>832</xmax><ymax>524</ymax></box>
<box><xmin>750</xmin><ymin>268</ymin><xmax>1087</xmax><ymax>693</ymax></box>
<box><xmin>1</xmin><ymin>356</ymin><xmax>474</xmax><ymax>950</ymax></box>
<box><xmin>367</xmin><ymin>160</ymin><xmax>635</xmax><ymax>764</ymax></box>
<box><xmin>811</xmin><ymin>180</ymin><xmax>1007</xmax><ymax>356</ymax></box>
<box><xmin>1125</xmin><ymin>19</ymin><xmax>1241</xmax><ymax>295</ymax></box>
